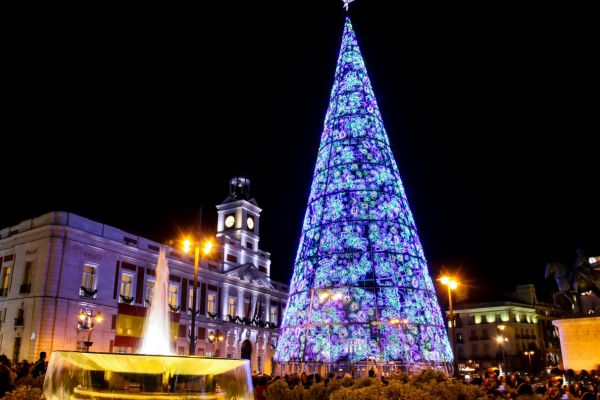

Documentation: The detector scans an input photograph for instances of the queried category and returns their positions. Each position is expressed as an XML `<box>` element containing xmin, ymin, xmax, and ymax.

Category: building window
<box><xmin>0</xmin><ymin>267</ymin><xmax>12</xmax><ymax>297</ymax></box>
<box><xmin>226</xmin><ymin>254</ymin><xmax>238</xmax><ymax>263</ymax></box>
<box><xmin>169</xmin><ymin>284</ymin><xmax>179</xmax><ymax>309</ymax></box>
<box><xmin>80</xmin><ymin>264</ymin><xmax>97</xmax><ymax>297</ymax></box>
<box><xmin>228</xmin><ymin>296</ymin><xmax>236</xmax><ymax>316</ymax></box>
<box><xmin>76</xmin><ymin>340</ymin><xmax>87</xmax><ymax>352</ymax></box>
<box><xmin>244</xmin><ymin>299</ymin><xmax>251</xmax><ymax>319</ymax></box>
<box><xmin>145</xmin><ymin>280</ymin><xmax>155</xmax><ymax>305</ymax></box>
<box><xmin>207</xmin><ymin>293</ymin><xmax>216</xmax><ymax>315</ymax></box>
<box><xmin>187</xmin><ymin>287</ymin><xmax>194</xmax><ymax>314</ymax></box>
<box><xmin>270</xmin><ymin>306</ymin><xmax>278</xmax><ymax>325</ymax></box>
<box><xmin>259</xmin><ymin>265</ymin><xmax>267</xmax><ymax>274</ymax></box>
<box><xmin>19</xmin><ymin>261</ymin><xmax>34</xmax><ymax>294</ymax></box>
<box><xmin>120</xmin><ymin>273</ymin><xmax>134</xmax><ymax>300</ymax></box>
<box><xmin>15</xmin><ymin>308</ymin><xmax>24</xmax><ymax>326</ymax></box>
<box><xmin>13</xmin><ymin>337</ymin><xmax>22</xmax><ymax>363</ymax></box>
<box><xmin>257</xmin><ymin>355</ymin><xmax>263</xmax><ymax>373</ymax></box>
<box><xmin>246</xmin><ymin>241</ymin><xmax>253</xmax><ymax>250</ymax></box>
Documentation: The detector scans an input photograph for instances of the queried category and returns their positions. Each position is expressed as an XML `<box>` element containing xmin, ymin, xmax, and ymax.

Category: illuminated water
<box><xmin>43</xmin><ymin>351</ymin><xmax>254</xmax><ymax>400</ymax></box>
<box><xmin>43</xmin><ymin>249</ymin><xmax>254</xmax><ymax>399</ymax></box>
<box><xmin>138</xmin><ymin>248</ymin><xmax>173</xmax><ymax>355</ymax></box>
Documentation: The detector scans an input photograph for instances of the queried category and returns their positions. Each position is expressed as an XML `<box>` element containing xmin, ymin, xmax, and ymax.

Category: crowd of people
<box><xmin>251</xmin><ymin>368</ymin><xmax>600</xmax><ymax>400</ymax></box>
<box><xmin>0</xmin><ymin>352</ymin><xmax>46</xmax><ymax>397</ymax></box>
<box><xmin>473</xmin><ymin>371</ymin><xmax>600</xmax><ymax>400</ymax></box>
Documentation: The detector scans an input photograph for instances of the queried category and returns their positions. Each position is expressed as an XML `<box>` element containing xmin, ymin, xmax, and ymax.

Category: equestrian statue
<box><xmin>545</xmin><ymin>248</ymin><xmax>600</xmax><ymax>313</ymax></box>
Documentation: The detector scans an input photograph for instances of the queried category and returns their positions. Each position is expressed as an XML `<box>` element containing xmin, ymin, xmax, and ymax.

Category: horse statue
<box><xmin>545</xmin><ymin>259</ymin><xmax>600</xmax><ymax>312</ymax></box>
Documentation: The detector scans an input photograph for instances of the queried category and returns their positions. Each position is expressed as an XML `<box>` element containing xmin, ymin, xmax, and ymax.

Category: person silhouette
<box><xmin>573</xmin><ymin>248</ymin><xmax>593</xmax><ymax>283</ymax></box>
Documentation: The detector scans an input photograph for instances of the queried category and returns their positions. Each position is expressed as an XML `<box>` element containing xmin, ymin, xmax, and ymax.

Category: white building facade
<box><xmin>0</xmin><ymin>178</ymin><xmax>288</xmax><ymax>374</ymax></box>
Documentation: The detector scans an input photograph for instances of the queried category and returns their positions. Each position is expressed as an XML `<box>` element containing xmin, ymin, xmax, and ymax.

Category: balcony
<box><xmin>80</xmin><ymin>286</ymin><xmax>98</xmax><ymax>298</ymax></box>
<box><xmin>14</xmin><ymin>318</ymin><xmax>24</xmax><ymax>327</ymax></box>
<box><xmin>19</xmin><ymin>283</ymin><xmax>31</xmax><ymax>294</ymax></box>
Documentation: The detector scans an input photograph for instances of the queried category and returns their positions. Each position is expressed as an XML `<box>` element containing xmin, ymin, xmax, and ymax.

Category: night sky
<box><xmin>3</xmin><ymin>2</ymin><xmax>598</xmax><ymax>303</ymax></box>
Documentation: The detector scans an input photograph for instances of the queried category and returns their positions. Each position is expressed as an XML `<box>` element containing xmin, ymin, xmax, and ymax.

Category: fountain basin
<box><xmin>43</xmin><ymin>351</ymin><xmax>253</xmax><ymax>400</ymax></box>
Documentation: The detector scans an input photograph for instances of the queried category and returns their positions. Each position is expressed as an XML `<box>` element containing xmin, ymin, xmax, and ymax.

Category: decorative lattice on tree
<box><xmin>275</xmin><ymin>17</ymin><xmax>453</xmax><ymax>366</ymax></box>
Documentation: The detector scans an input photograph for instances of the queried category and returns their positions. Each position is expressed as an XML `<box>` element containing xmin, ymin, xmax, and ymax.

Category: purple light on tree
<box><xmin>274</xmin><ymin>17</ymin><xmax>453</xmax><ymax>369</ymax></box>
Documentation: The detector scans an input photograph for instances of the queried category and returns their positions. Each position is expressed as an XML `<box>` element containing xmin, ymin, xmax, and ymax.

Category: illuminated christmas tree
<box><xmin>274</xmin><ymin>17</ymin><xmax>453</xmax><ymax>370</ymax></box>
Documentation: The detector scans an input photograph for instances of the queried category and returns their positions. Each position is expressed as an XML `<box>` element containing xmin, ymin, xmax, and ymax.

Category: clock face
<box><xmin>224</xmin><ymin>215</ymin><xmax>235</xmax><ymax>228</ymax></box>
<box><xmin>247</xmin><ymin>216</ymin><xmax>254</xmax><ymax>230</ymax></box>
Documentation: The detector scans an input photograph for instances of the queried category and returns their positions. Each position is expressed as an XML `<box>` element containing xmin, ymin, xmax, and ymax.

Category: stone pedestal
<box><xmin>553</xmin><ymin>316</ymin><xmax>600</xmax><ymax>372</ymax></box>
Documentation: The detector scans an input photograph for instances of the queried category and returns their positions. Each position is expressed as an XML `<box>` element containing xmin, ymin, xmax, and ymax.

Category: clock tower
<box><xmin>216</xmin><ymin>177</ymin><xmax>270</xmax><ymax>275</ymax></box>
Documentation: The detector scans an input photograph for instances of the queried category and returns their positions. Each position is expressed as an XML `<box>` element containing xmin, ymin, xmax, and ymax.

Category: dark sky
<box><xmin>3</xmin><ymin>2</ymin><xmax>598</xmax><ymax>303</ymax></box>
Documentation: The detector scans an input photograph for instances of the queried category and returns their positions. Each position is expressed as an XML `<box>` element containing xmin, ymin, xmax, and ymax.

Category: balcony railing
<box><xmin>80</xmin><ymin>286</ymin><xmax>98</xmax><ymax>298</ymax></box>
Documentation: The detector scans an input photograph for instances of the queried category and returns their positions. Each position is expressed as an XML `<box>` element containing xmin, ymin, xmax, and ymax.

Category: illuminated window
<box><xmin>270</xmin><ymin>306</ymin><xmax>278</xmax><ymax>325</ymax></box>
<box><xmin>228</xmin><ymin>296</ymin><xmax>236</xmax><ymax>316</ymax></box>
<box><xmin>81</xmin><ymin>264</ymin><xmax>97</xmax><ymax>290</ymax></box>
<box><xmin>169</xmin><ymin>284</ymin><xmax>179</xmax><ymax>308</ymax></box>
<box><xmin>145</xmin><ymin>280</ymin><xmax>155</xmax><ymax>305</ymax></box>
<box><xmin>188</xmin><ymin>287</ymin><xmax>194</xmax><ymax>314</ymax></box>
<box><xmin>207</xmin><ymin>293</ymin><xmax>216</xmax><ymax>314</ymax></box>
<box><xmin>0</xmin><ymin>267</ymin><xmax>12</xmax><ymax>297</ymax></box>
<box><xmin>120</xmin><ymin>273</ymin><xmax>133</xmax><ymax>298</ymax></box>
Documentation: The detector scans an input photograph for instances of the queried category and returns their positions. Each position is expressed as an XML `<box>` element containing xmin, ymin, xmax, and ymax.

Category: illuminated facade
<box><xmin>274</xmin><ymin>17</ymin><xmax>452</xmax><ymax>372</ymax></box>
<box><xmin>0</xmin><ymin>178</ymin><xmax>288</xmax><ymax>374</ymax></box>
<box><xmin>449</xmin><ymin>285</ymin><xmax>563</xmax><ymax>371</ymax></box>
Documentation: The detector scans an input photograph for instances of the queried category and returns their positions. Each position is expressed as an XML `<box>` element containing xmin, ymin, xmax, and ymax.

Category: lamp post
<box><xmin>183</xmin><ymin>237</ymin><xmax>214</xmax><ymax>355</ymax></box>
<box><xmin>78</xmin><ymin>308</ymin><xmax>104</xmax><ymax>352</ymax></box>
<box><xmin>439</xmin><ymin>276</ymin><xmax>459</xmax><ymax>376</ymax></box>
<box><xmin>496</xmin><ymin>335</ymin><xmax>508</xmax><ymax>373</ymax></box>
<box><xmin>208</xmin><ymin>331</ymin><xmax>225</xmax><ymax>356</ymax></box>
<box><xmin>524</xmin><ymin>351</ymin><xmax>534</xmax><ymax>369</ymax></box>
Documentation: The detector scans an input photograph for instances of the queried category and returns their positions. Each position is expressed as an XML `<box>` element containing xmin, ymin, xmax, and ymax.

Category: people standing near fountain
<box><xmin>0</xmin><ymin>355</ymin><xmax>15</xmax><ymax>396</ymax></box>
<box><xmin>32</xmin><ymin>351</ymin><xmax>47</xmax><ymax>378</ymax></box>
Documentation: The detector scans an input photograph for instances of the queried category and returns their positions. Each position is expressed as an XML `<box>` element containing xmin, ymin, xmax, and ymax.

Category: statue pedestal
<box><xmin>553</xmin><ymin>316</ymin><xmax>600</xmax><ymax>372</ymax></box>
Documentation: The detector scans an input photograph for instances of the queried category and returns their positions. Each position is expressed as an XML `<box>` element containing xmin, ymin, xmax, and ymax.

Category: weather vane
<box><xmin>343</xmin><ymin>0</ymin><xmax>356</xmax><ymax>11</ymax></box>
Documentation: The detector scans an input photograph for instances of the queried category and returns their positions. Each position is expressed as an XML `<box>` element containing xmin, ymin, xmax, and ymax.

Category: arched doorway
<box><xmin>241</xmin><ymin>339</ymin><xmax>252</xmax><ymax>361</ymax></box>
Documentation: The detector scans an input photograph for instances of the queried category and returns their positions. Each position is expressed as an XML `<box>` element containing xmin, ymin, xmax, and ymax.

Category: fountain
<box><xmin>43</xmin><ymin>249</ymin><xmax>253</xmax><ymax>400</ymax></box>
<box><xmin>138</xmin><ymin>248</ymin><xmax>174</xmax><ymax>355</ymax></box>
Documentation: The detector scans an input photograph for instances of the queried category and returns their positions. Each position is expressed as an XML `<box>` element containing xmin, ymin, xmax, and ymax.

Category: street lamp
<box><xmin>207</xmin><ymin>331</ymin><xmax>225</xmax><ymax>356</ymax></box>
<box><xmin>496</xmin><ymin>335</ymin><xmax>508</xmax><ymax>372</ymax></box>
<box><xmin>78</xmin><ymin>308</ymin><xmax>104</xmax><ymax>352</ymax></box>
<box><xmin>439</xmin><ymin>276</ymin><xmax>459</xmax><ymax>375</ymax></box>
<box><xmin>524</xmin><ymin>350</ymin><xmax>534</xmax><ymax>368</ymax></box>
<box><xmin>183</xmin><ymin>237</ymin><xmax>214</xmax><ymax>355</ymax></box>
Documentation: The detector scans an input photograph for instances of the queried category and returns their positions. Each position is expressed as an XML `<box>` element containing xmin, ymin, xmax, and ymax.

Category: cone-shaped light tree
<box><xmin>274</xmin><ymin>17</ymin><xmax>453</xmax><ymax>369</ymax></box>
